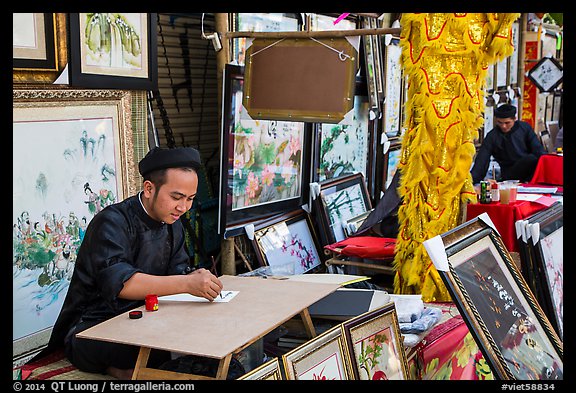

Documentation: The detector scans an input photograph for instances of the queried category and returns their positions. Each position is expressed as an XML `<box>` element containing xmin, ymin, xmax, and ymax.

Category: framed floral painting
<box><xmin>251</xmin><ymin>209</ymin><xmax>324</xmax><ymax>275</ymax></box>
<box><xmin>282</xmin><ymin>324</ymin><xmax>353</xmax><ymax>380</ymax></box>
<box><xmin>219</xmin><ymin>64</ymin><xmax>312</xmax><ymax>236</ymax></box>
<box><xmin>13</xmin><ymin>87</ymin><xmax>142</xmax><ymax>359</ymax></box>
<box><xmin>237</xmin><ymin>357</ymin><xmax>283</xmax><ymax>380</ymax></box>
<box><xmin>68</xmin><ymin>13</ymin><xmax>158</xmax><ymax>90</ymax></box>
<box><xmin>342</xmin><ymin>302</ymin><xmax>409</xmax><ymax>380</ymax></box>
<box><xmin>315</xmin><ymin>172</ymin><xmax>373</xmax><ymax>246</ymax></box>
<box><xmin>424</xmin><ymin>215</ymin><xmax>563</xmax><ymax>380</ymax></box>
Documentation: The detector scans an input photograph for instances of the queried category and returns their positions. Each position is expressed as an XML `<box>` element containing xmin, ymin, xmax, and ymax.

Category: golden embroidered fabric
<box><xmin>394</xmin><ymin>13</ymin><xmax>519</xmax><ymax>301</ymax></box>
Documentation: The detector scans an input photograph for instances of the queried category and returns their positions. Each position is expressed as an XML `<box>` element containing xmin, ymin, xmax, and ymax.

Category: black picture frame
<box><xmin>314</xmin><ymin>172</ymin><xmax>373</xmax><ymax>246</ymax></box>
<box><xmin>13</xmin><ymin>13</ymin><xmax>57</xmax><ymax>71</ymax></box>
<box><xmin>13</xmin><ymin>13</ymin><xmax>68</xmax><ymax>84</ymax></box>
<box><xmin>361</xmin><ymin>17</ymin><xmax>381</xmax><ymax>119</ymax></box>
<box><xmin>68</xmin><ymin>13</ymin><xmax>158</xmax><ymax>90</ymax></box>
<box><xmin>251</xmin><ymin>209</ymin><xmax>325</xmax><ymax>275</ymax></box>
<box><xmin>219</xmin><ymin>64</ymin><xmax>312</xmax><ymax>237</ymax></box>
<box><xmin>425</xmin><ymin>215</ymin><xmax>563</xmax><ymax>380</ymax></box>
<box><xmin>516</xmin><ymin>203</ymin><xmax>563</xmax><ymax>340</ymax></box>
<box><xmin>527</xmin><ymin>56</ymin><xmax>563</xmax><ymax>93</ymax></box>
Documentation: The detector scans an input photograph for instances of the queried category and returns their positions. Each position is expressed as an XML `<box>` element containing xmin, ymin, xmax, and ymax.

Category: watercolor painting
<box><xmin>80</xmin><ymin>13</ymin><xmax>147</xmax><ymax>76</ymax></box>
<box><xmin>253</xmin><ymin>212</ymin><xmax>322</xmax><ymax>274</ymax></box>
<box><xmin>230</xmin><ymin>79</ymin><xmax>305</xmax><ymax>211</ymax></box>
<box><xmin>318</xmin><ymin>95</ymin><xmax>369</xmax><ymax>182</ymax></box>
<box><xmin>13</xmin><ymin>89</ymin><xmax>135</xmax><ymax>353</ymax></box>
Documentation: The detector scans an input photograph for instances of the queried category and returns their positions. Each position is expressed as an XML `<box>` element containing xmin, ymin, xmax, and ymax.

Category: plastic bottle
<box><xmin>491</xmin><ymin>182</ymin><xmax>500</xmax><ymax>203</ymax></box>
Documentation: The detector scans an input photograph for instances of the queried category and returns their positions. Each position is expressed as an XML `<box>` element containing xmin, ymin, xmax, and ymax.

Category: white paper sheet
<box><xmin>517</xmin><ymin>186</ymin><xmax>558</xmax><ymax>194</ymax></box>
<box><xmin>158</xmin><ymin>290</ymin><xmax>238</xmax><ymax>303</ymax></box>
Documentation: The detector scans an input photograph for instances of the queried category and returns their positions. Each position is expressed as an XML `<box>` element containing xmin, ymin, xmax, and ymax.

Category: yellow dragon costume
<box><xmin>394</xmin><ymin>13</ymin><xmax>520</xmax><ymax>301</ymax></box>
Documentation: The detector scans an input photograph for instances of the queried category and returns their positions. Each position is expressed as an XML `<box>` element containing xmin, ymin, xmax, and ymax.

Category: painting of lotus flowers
<box><xmin>220</xmin><ymin>65</ymin><xmax>311</xmax><ymax>234</ymax></box>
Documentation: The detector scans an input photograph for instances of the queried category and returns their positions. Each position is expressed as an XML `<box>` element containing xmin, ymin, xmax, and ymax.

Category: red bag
<box><xmin>324</xmin><ymin>236</ymin><xmax>396</xmax><ymax>259</ymax></box>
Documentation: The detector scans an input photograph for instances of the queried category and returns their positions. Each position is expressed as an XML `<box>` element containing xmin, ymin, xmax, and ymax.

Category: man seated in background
<box><xmin>471</xmin><ymin>104</ymin><xmax>546</xmax><ymax>187</ymax></box>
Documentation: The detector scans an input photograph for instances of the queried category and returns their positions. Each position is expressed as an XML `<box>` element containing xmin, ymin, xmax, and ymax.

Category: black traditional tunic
<box><xmin>471</xmin><ymin>120</ymin><xmax>546</xmax><ymax>184</ymax></box>
<box><xmin>41</xmin><ymin>193</ymin><xmax>193</xmax><ymax>356</ymax></box>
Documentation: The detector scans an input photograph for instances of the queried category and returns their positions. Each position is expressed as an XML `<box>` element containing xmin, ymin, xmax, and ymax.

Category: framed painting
<box><xmin>485</xmin><ymin>63</ymin><xmax>496</xmax><ymax>92</ymax></box>
<box><xmin>483</xmin><ymin>104</ymin><xmax>494</xmax><ymax>141</ymax></box>
<box><xmin>68</xmin><ymin>13</ymin><xmax>158</xmax><ymax>90</ymax></box>
<box><xmin>13</xmin><ymin>87</ymin><xmax>142</xmax><ymax>359</ymax></box>
<box><xmin>13</xmin><ymin>13</ymin><xmax>68</xmax><ymax>84</ymax></box>
<box><xmin>516</xmin><ymin>205</ymin><xmax>549</xmax><ymax>315</ymax></box>
<box><xmin>361</xmin><ymin>17</ymin><xmax>381</xmax><ymax>119</ymax></box>
<box><xmin>315</xmin><ymin>172</ymin><xmax>373</xmax><ymax>246</ymax></box>
<box><xmin>527</xmin><ymin>56</ymin><xmax>563</xmax><ymax>93</ymax></box>
<box><xmin>308</xmin><ymin>13</ymin><xmax>358</xmax><ymax>31</ymax></box>
<box><xmin>509</xmin><ymin>21</ymin><xmax>520</xmax><ymax>86</ymax></box>
<box><xmin>382</xmin><ymin>41</ymin><xmax>403</xmax><ymax>138</ymax></box>
<box><xmin>552</xmin><ymin>92</ymin><xmax>562</xmax><ymax>123</ymax></box>
<box><xmin>343</xmin><ymin>209</ymin><xmax>374</xmax><ymax>238</ymax></box>
<box><xmin>251</xmin><ymin>209</ymin><xmax>324</xmax><ymax>275</ymax></box>
<box><xmin>237</xmin><ymin>357</ymin><xmax>283</xmax><ymax>380</ymax></box>
<box><xmin>342</xmin><ymin>302</ymin><xmax>409</xmax><ymax>380</ymax></box>
<box><xmin>424</xmin><ymin>215</ymin><xmax>563</xmax><ymax>380</ymax></box>
<box><xmin>230</xmin><ymin>13</ymin><xmax>301</xmax><ymax>65</ymax></box>
<box><xmin>313</xmin><ymin>94</ymin><xmax>374</xmax><ymax>183</ymax></box>
<box><xmin>383</xmin><ymin>143</ymin><xmax>402</xmax><ymax>191</ymax></box>
<box><xmin>496</xmin><ymin>56</ymin><xmax>509</xmax><ymax>89</ymax></box>
<box><xmin>522</xmin><ymin>203</ymin><xmax>563</xmax><ymax>340</ymax></box>
<box><xmin>219</xmin><ymin>64</ymin><xmax>312</xmax><ymax>236</ymax></box>
<box><xmin>282</xmin><ymin>324</ymin><xmax>354</xmax><ymax>380</ymax></box>
<box><xmin>369</xmin><ymin>17</ymin><xmax>384</xmax><ymax>103</ymax></box>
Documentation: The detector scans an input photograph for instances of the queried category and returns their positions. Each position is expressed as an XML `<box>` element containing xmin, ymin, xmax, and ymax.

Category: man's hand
<box><xmin>186</xmin><ymin>268</ymin><xmax>223</xmax><ymax>301</ymax></box>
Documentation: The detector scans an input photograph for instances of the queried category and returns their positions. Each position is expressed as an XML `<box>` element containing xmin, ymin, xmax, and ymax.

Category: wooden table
<box><xmin>76</xmin><ymin>275</ymin><xmax>341</xmax><ymax>380</ymax></box>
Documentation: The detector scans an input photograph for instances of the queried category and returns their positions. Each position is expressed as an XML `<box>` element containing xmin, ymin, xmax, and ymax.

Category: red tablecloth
<box><xmin>466</xmin><ymin>200</ymin><xmax>548</xmax><ymax>252</ymax></box>
<box><xmin>528</xmin><ymin>154</ymin><xmax>563</xmax><ymax>186</ymax></box>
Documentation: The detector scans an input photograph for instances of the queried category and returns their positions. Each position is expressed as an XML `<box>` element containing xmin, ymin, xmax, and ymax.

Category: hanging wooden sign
<box><xmin>243</xmin><ymin>37</ymin><xmax>358</xmax><ymax>123</ymax></box>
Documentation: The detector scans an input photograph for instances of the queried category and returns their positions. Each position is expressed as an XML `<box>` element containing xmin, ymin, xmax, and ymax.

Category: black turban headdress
<box><xmin>494</xmin><ymin>104</ymin><xmax>517</xmax><ymax>119</ymax></box>
<box><xmin>138</xmin><ymin>147</ymin><xmax>202</xmax><ymax>177</ymax></box>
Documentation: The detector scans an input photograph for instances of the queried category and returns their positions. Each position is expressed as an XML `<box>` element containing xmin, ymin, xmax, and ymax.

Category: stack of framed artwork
<box><xmin>237</xmin><ymin>302</ymin><xmax>409</xmax><ymax>380</ymax></box>
<box><xmin>424</xmin><ymin>214</ymin><xmax>562</xmax><ymax>380</ymax></box>
<box><xmin>515</xmin><ymin>202</ymin><xmax>563</xmax><ymax>340</ymax></box>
